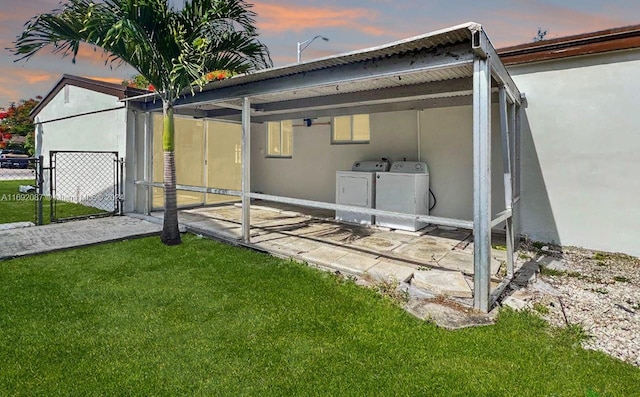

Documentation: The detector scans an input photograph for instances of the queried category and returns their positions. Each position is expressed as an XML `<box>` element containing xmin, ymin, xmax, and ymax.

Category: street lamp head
<box><xmin>297</xmin><ymin>35</ymin><xmax>330</xmax><ymax>63</ymax></box>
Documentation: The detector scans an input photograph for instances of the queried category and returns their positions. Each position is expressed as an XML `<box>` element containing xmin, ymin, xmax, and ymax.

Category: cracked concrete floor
<box><xmin>151</xmin><ymin>203</ymin><xmax>510</xmax><ymax>301</ymax></box>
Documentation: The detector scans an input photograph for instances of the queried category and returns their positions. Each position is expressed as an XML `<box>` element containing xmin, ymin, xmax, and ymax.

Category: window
<box><xmin>332</xmin><ymin>114</ymin><xmax>370</xmax><ymax>143</ymax></box>
<box><xmin>267</xmin><ymin>120</ymin><xmax>293</xmax><ymax>157</ymax></box>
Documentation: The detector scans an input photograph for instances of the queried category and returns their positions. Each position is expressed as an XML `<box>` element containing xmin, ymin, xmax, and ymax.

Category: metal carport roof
<box><xmin>128</xmin><ymin>22</ymin><xmax>520</xmax><ymax>122</ymax></box>
<box><xmin>130</xmin><ymin>22</ymin><xmax>523</xmax><ymax>313</ymax></box>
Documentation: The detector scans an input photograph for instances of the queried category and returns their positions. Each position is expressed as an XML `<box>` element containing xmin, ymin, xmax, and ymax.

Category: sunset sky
<box><xmin>1</xmin><ymin>0</ymin><xmax>639</xmax><ymax>108</ymax></box>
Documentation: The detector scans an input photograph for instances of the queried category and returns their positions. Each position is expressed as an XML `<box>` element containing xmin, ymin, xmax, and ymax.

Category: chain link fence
<box><xmin>49</xmin><ymin>151</ymin><xmax>122</xmax><ymax>222</ymax></box>
<box><xmin>0</xmin><ymin>156</ymin><xmax>43</xmax><ymax>225</ymax></box>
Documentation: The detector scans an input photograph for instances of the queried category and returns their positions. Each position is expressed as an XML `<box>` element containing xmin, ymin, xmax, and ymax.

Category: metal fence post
<box><xmin>37</xmin><ymin>156</ymin><xmax>44</xmax><ymax>225</ymax></box>
<box><xmin>119</xmin><ymin>157</ymin><xmax>125</xmax><ymax>215</ymax></box>
<box><xmin>50</xmin><ymin>151</ymin><xmax>55</xmax><ymax>223</ymax></box>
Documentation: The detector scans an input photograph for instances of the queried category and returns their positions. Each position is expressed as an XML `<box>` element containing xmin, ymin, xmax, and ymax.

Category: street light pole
<box><xmin>297</xmin><ymin>35</ymin><xmax>329</xmax><ymax>63</ymax></box>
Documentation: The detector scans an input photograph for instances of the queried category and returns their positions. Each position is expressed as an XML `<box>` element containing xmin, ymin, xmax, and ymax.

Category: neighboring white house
<box><xmin>32</xmin><ymin>75</ymin><xmax>145</xmax><ymax>212</ymax></box>
<box><xmin>498</xmin><ymin>25</ymin><xmax>640</xmax><ymax>257</ymax></box>
<box><xmin>35</xmin><ymin>24</ymin><xmax>640</xmax><ymax>258</ymax></box>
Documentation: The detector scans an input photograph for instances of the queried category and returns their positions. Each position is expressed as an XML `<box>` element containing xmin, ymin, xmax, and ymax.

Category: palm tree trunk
<box><xmin>160</xmin><ymin>101</ymin><xmax>181</xmax><ymax>245</ymax></box>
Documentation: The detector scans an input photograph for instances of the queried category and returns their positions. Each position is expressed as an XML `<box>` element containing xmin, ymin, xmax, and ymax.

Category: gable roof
<box><xmin>498</xmin><ymin>24</ymin><xmax>640</xmax><ymax>65</ymax></box>
<box><xmin>31</xmin><ymin>74</ymin><xmax>148</xmax><ymax>118</ymax></box>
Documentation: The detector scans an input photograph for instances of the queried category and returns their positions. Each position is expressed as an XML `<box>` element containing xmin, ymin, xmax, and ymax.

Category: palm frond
<box><xmin>11</xmin><ymin>0</ymin><xmax>272</xmax><ymax>103</ymax></box>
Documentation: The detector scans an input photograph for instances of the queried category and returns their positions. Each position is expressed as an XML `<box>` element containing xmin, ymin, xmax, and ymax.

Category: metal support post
<box><xmin>499</xmin><ymin>86</ymin><xmax>514</xmax><ymax>278</ymax></box>
<box><xmin>513</xmin><ymin>103</ymin><xmax>522</xmax><ymax>244</ymax></box>
<box><xmin>119</xmin><ymin>157</ymin><xmax>125</xmax><ymax>215</ymax></box>
<box><xmin>49</xmin><ymin>152</ymin><xmax>55</xmax><ymax>223</ymax></box>
<box><xmin>241</xmin><ymin>97</ymin><xmax>251</xmax><ymax>243</ymax></box>
<box><xmin>37</xmin><ymin>156</ymin><xmax>44</xmax><ymax>225</ymax></box>
<box><xmin>473</xmin><ymin>55</ymin><xmax>492</xmax><ymax>312</ymax></box>
<box><xmin>143</xmin><ymin>112</ymin><xmax>152</xmax><ymax>215</ymax></box>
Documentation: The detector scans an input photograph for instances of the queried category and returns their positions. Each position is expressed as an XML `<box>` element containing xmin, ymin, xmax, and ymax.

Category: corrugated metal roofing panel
<box><xmin>182</xmin><ymin>22</ymin><xmax>479</xmax><ymax>95</ymax></box>
<box><xmin>241</xmin><ymin>63</ymin><xmax>474</xmax><ymax>105</ymax></box>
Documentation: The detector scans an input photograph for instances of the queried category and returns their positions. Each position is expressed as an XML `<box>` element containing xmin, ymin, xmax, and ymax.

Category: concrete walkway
<box><xmin>0</xmin><ymin>216</ymin><xmax>162</xmax><ymax>260</ymax></box>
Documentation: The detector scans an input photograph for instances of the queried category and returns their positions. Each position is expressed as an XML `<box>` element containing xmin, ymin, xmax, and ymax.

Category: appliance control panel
<box><xmin>351</xmin><ymin>161</ymin><xmax>391</xmax><ymax>172</ymax></box>
<box><xmin>390</xmin><ymin>161</ymin><xmax>429</xmax><ymax>174</ymax></box>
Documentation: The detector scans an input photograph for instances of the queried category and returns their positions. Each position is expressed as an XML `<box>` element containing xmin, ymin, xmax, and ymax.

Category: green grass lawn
<box><xmin>0</xmin><ymin>235</ymin><xmax>638</xmax><ymax>396</ymax></box>
<box><xmin>0</xmin><ymin>179</ymin><xmax>103</xmax><ymax>224</ymax></box>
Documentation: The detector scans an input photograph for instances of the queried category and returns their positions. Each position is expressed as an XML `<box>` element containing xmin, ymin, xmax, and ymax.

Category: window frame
<box><xmin>265</xmin><ymin>120</ymin><xmax>293</xmax><ymax>158</ymax></box>
<box><xmin>331</xmin><ymin>114</ymin><xmax>370</xmax><ymax>144</ymax></box>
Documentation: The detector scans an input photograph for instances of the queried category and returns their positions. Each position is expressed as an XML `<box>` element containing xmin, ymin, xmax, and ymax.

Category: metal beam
<box><xmin>473</xmin><ymin>55</ymin><xmax>492</xmax><ymax>313</ymax></box>
<box><xmin>135</xmin><ymin>181</ymin><xmax>241</xmax><ymax>197</ymax></box>
<box><xmin>253</xmin><ymin>78</ymin><xmax>473</xmax><ymax>114</ymax></box>
<box><xmin>249</xmin><ymin>193</ymin><xmax>473</xmax><ymax>229</ymax></box>
<box><xmin>490</xmin><ymin>209</ymin><xmax>512</xmax><ymax>228</ymax></box>
<box><xmin>513</xmin><ymin>102</ymin><xmax>523</xmax><ymax>247</ymax></box>
<box><xmin>132</xmin><ymin>182</ymin><xmax>474</xmax><ymax>229</ymax></box>
<box><xmin>241</xmin><ymin>97</ymin><xmax>251</xmax><ymax>243</ymax></box>
<box><xmin>251</xmin><ymin>96</ymin><xmax>480</xmax><ymax>123</ymax></box>
<box><xmin>145</xmin><ymin>43</ymin><xmax>474</xmax><ymax>111</ymax></box>
<box><xmin>144</xmin><ymin>112</ymin><xmax>152</xmax><ymax>215</ymax></box>
<box><xmin>202</xmin><ymin>94</ymin><xmax>486</xmax><ymax>123</ymax></box>
<box><xmin>470</xmin><ymin>26</ymin><xmax>521</xmax><ymax>105</ymax></box>
<box><xmin>173</xmin><ymin>107</ymin><xmax>209</xmax><ymax>118</ymax></box>
<box><xmin>500</xmin><ymin>87</ymin><xmax>515</xmax><ymax>277</ymax></box>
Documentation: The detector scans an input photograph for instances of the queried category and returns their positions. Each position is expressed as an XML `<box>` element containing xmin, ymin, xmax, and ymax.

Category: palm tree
<box><xmin>11</xmin><ymin>0</ymin><xmax>271</xmax><ymax>245</ymax></box>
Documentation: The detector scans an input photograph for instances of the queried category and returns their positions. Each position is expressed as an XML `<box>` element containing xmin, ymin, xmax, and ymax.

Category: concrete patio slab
<box><xmin>437</xmin><ymin>250</ymin><xmax>502</xmax><ymax>275</ymax></box>
<box><xmin>268</xmin><ymin>235</ymin><xmax>325</xmax><ymax>255</ymax></box>
<box><xmin>375</xmin><ymin>231</ymin><xmax>420</xmax><ymax>244</ymax></box>
<box><xmin>393</xmin><ymin>236</ymin><xmax>453</xmax><ymax>263</ymax></box>
<box><xmin>351</xmin><ymin>235</ymin><xmax>403</xmax><ymax>252</ymax></box>
<box><xmin>366</xmin><ymin>260</ymin><xmax>415</xmax><ymax>283</ymax></box>
<box><xmin>333</xmin><ymin>252</ymin><xmax>380</xmax><ymax>275</ymax></box>
<box><xmin>412</xmin><ymin>269</ymin><xmax>473</xmax><ymax>298</ymax></box>
<box><xmin>144</xmin><ymin>203</ymin><xmax>512</xmax><ymax>309</ymax></box>
<box><xmin>254</xmin><ymin>216</ymin><xmax>312</xmax><ymax>230</ymax></box>
<box><xmin>404</xmin><ymin>299</ymin><xmax>496</xmax><ymax>329</ymax></box>
<box><xmin>427</xmin><ymin>228</ymin><xmax>472</xmax><ymax>244</ymax></box>
<box><xmin>0</xmin><ymin>216</ymin><xmax>162</xmax><ymax>260</ymax></box>
<box><xmin>300</xmin><ymin>246</ymin><xmax>351</xmax><ymax>268</ymax></box>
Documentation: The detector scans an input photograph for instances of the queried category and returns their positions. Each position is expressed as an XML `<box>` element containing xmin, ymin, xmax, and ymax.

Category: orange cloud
<box><xmin>0</xmin><ymin>68</ymin><xmax>55</xmax><ymax>105</ymax></box>
<box><xmin>81</xmin><ymin>76</ymin><xmax>126</xmax><ymax>85</ymax></box>
<box><xmin>254</xmin><ymin>3</ymin><xmax>390</xmax><ymax>36</ymax></box>
<box><xmin>23</xmin><ymin>72</ymin><xmax>54</xmax><ymax>84</ymax></box>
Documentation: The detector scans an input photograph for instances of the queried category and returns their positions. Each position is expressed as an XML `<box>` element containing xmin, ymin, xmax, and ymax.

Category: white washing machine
<box><xmin>375</xmin><ymin>161</ymin><xmax>429</xmax><ymax>231</ymax></box>
<box><xmin>335</xmin><ymin>160</ymin><xmax>390</xmax><ymax>225</ymax></box>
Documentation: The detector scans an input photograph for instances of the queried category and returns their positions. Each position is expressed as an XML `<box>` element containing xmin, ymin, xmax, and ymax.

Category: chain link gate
<box><xmin>49</xmin><ymin>151</ymin><xmax>123</xmax><ymax>222</ymax></box>
<box><xmin>0</xmin><ymin>155</ymin><xmax>44</xmax><ymax>225</ymax></box>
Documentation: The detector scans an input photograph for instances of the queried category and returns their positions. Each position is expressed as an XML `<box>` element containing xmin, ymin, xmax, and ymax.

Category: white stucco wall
<box><xmin>36</xmin><ymin>85</ymin><xmax>128</xmax><ymax>161</ymax></box>
<box><xmin>250</xmin><ymin>111</ymin><xmax>419</xmax><ymax>203</ymax></box>
<box><xmin>419</xmin><ymin>105</ymin><xmax>506</xmax><ymax>222</ymax></box>
<box><xmin>509</xmin><ymin>49</ymin><xmax>640</xmax><ymax>256</ymax></box>
<box><xmin>250</xmin><ymin>108</ymin><xmax>508</xmax><ymax>222</ymax></box>
<box><xmin>34</xmin><ymin>84</ymin><xmax>128</xmax><ymax>211</ymax></box>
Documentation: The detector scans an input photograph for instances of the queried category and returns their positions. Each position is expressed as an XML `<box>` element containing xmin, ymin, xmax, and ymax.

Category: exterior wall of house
<box><xmin>34</xmin><ymin>85</ymin><xmax>127</xmax><ymax>211</ymax></box>
<box><xmin>36</xmin><ymin>85</ymin><xmax>127</xmax><ymax>163</ymax></box>
<box><xmin>418</xmin><ymin>105</ymin><xmax>506</xmax><ymax>222</ymax></box>
<box><xmin>250</xmin><ymin>108</ymin><xmax>508</xmax><ymax>222</ymax></box>
<box><xmin>508</xmin><ymin>49</ymin><xmax>640</xmax><ymax>256</ymax></box>
<box><xmin>250</xmin><ymin>111</ymin><xmax>419</xmax><ymax>204</ymax></box>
